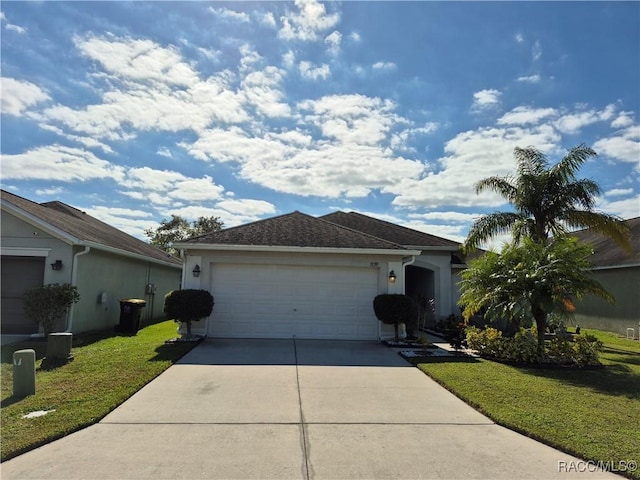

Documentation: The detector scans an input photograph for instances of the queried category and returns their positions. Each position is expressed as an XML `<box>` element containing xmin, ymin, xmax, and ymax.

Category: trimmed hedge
<box><xmin>164</xmin><ymin>289</ymin><xmax>214</xmax><ymax>336</ymax></box>
<box><xmin>373</xmin><ymin>294</ymin><xmax>418</xmax><ymax>341</ymax></box>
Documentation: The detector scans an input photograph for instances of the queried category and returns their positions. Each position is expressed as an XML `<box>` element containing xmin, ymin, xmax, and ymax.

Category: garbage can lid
<box><xmin>119</xmin><ymin>298</ymin><xmax>147</xmax><ymax>305</ymax></box>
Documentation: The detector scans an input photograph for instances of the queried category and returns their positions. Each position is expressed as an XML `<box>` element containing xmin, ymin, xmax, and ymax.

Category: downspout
<box><xmin>65</xmin><ymin>245</ymin><xmax>91</xmax><ymax>332</ymax></box>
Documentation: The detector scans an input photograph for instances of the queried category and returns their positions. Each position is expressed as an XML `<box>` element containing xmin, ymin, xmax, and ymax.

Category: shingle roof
<box><xmin>1</xmin><ymin>190</ymin><xmax>182</xmax><ymax>266</ymax></box>
<box><xmin>182</xmin><ymin>211</ymin><xmax>409</xmax><ymax>250</ymax></box>
<box><xmin>321</xmin><ymin>211</ymin><xmax>461</xmax><ymax>249</ymax></box>
<box><xmin>570</xmin><ymin>217</ymin><xmax>640</xmax><ymax>268</ymax></box>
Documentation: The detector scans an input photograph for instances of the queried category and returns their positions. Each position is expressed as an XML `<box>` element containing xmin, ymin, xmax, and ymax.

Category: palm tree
<box><xmin>463</xmin><ymin>144</ymin><xmax>631</xmax><ymax>253</ymax></box>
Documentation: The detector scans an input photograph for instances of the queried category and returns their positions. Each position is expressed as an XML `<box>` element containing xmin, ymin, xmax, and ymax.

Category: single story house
<box><xmin>174</xmin><ymin>210</ymin><xmax>466</xmax><ymax>340</ymax></box>
<box><xmin>1</xmin><ymin>190</ymin><xmax>182</xmax><ymax>340</ymax></box>
<box><xmin>571</xmin><ymin>217</ymin><xmax>640</xmax><ymax>336</ymax></box>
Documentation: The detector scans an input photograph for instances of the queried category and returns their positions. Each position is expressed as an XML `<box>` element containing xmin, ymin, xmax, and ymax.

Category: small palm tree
<box><xmin>463</xmin><ymin>144</ymin><xmax>630</xmax><ymax>253</ymax></box>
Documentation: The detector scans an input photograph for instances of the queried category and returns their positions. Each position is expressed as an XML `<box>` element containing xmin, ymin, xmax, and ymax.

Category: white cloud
<box><xmin>208</xmin><ymin>7</ymin><xmax>250</xmax><ymax>23</ymax></box>
<box><xmin>516</xmin><ymin>74</ymin><xmax>541</xmax><ymax>83</ymax></box>
<box><xmin>372</xmin><ymin>61</ymin><xmax>396</xmax><ymax>71</ymax></box>
<box><xmin>391</xmin><ymin>124</ymin><xmax>561</xmax><ymax>209</ymax></box>
<box><xmin>605</xmin><ymin>188</ymin><xmax>633</xmax><ymax>197</ymax></box>
<box><xmin>299</xmin><ymin>61</ymin><xmax>330</xmax><ymax>80</ymax></box>
<box><xmin>1</xmin><ymin>145</ymin><xmax>125</xmax><ymax>182</ymax></box>
<box><xmin>514</xmin><ymin>33</ymin><xmax>524</xmax><ymax>44</ymax></box>
<box><xmin>262</xmin><ymin>12</ymin><xmax>277</xmax><ymax>28</ymax></box>
<box><xmin>6</xmin><ymin>23</ymin><xmax>26</xmax><ymax>34</ymax></box>
<box><xmin>1</xmin><ymin>77</ymin><xmax>50</xmax><ymax>116</ymax></box>
<box><xmin>282</xmin><ymin>50</ymin><xmax>296</xmax><ymax>69</ymax></box>
<box><xmin>471</xmin><ymin>89</ymin><xmax>501</xmax><ymax>111</ymax></box>
<box><xmin>593</xmin><ymin>125</ymin><xmax>640</xmax><ymax>166</ymax></box>
<box><xmin>554</xmin><ymin>104</ymin><xmax>617</xmax><ymax>135</ymax></box>
<box><xmin>278</xmin><ymin>0</ymin><xmax>340</xmax><ymax>41</ymax></box>
<box><xmin>157</xmin><ymin>147</ymin><xmax>173</xmax><ymax>158</ymax></box>
<box><xmin>35</xmin><ymin>187</ymin><xmax>66</xmax><ymax>196</ymax></box>
<box><xmin>407</xmin><ymin>211</ymin><xmax>481</xmax><ymax>223</ymax></box>
<box><xmin>349</xmin><ymin>32</ymin><xmax>361</xmax><ymax>42</ymax></box>
<box><xmin>216</xmin><ymin>199</ymin><xmax>276</xmax><ymax>216</ymax></box>
<box><xmin>497</xmin><ymin>106</ymin><xmax>557</xmax><ymax>126</ymax></box>
<box><xmin>532</xmin><ymin>40</ymin><xmax>542</xmax><ymax>61</ymax></box>
<box><xmin>596</xmin><ymin>194</ymin><xmax>640</xmax><ymax>220</ymax></box>
<box><xmin>324</xmin><ymin>30</ymin><xmax>342</xmax><ymax>56</ymax></box>
<box><xmin>612</xmin><ymin>111</ymin><xmax>635</xmax><ymax>129</ymax></box>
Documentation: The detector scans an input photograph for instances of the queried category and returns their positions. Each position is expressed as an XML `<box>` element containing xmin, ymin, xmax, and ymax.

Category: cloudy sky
<box><xmin>1</xmin><ymin>1</ymin><xmax>638</xmax><ymax>247</ymax></box>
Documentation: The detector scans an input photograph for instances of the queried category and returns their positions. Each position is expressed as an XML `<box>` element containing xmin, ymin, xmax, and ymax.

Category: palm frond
<box><xmin>562</xmin><ymin>210</ymin><xmax>633</xmax><ymax>252</ymax></box>
<box><xmin>514</xmin><ymin>146</ymin><xmax>547</xmax><ymax>177</ymax></box>
<box><xmin>474</xmin><ymin>176</ymin><xmax>518</xmax><ymax>203</ymax></box>
<box><xmin>463</xmin><ymin>212</ymin><xmax>522</xmax><ymax>253</ymax></box>
<box><xmin>550</xmin><ymin>144</ymin><xmax>596</xmax><ymax>185</ymax></box>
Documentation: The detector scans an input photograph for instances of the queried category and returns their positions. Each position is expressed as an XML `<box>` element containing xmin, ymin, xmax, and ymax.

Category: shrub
<box><xmin>465</xmin><ymin>326</ymin><xmax>505</xmax><ymax>357</ymax></box>
<box><xmin>23</xmin><ymin>283</ymin><xmax>80</xmax><ymax>337</ymax></box>
<box><xmin>373</xmin><ymin>294</ymin><xmax>418</xmax><ymax>342</ymax></box>
<box><xmin>164</xmin><ymin>289</ymin><xmax>214</xmax><ymax>337</ymax></box>
<box><xmin>507</xmin><ymin>329</ymin><xmax>540</xmax><ymax>363</ymax></box>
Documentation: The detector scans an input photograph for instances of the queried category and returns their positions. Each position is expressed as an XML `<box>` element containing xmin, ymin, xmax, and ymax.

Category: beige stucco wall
<box><xmin>573</xmin><ymin>266</ymin><xmax>640</xmax><ymax>336</ymax></box>
<box><xmin>181</xmin><ymin>248</ymin><xmax>409</xmax><ymax>339</ymax></box>
<box><xmin>2</xmin><ymin>210</ymin><xmax>182</xmax><ymax>334</ymax></box>
<box><xmin>413</xmin><ymin>251</ymin><xmax>457</xmax><ymax>319</ymax></box>
<box><xmin>72</xmin><ymin>247</ymin><xmax>182</xmax><ymax>332</ymax></box>
<box><xmin>1</xmin><ymin>211</ymin><xmax>74</xmax><ymax>286</ymax></box>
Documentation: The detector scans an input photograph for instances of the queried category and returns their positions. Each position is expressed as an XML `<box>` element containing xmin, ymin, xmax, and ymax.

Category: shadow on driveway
<box><xmin>178</xmin><ymin>338</ymin><xmax>411</xmax><ymax>367</ymax></box>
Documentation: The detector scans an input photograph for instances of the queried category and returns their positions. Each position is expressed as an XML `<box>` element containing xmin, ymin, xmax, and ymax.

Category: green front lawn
<box><xmin>1</xmin><ymin>321</ymin><xmax>196</xmax><ymax>461</ymax></box>
<box><xmin>417</xmin><ymin>329</ymin><xmax>640</xmax><ymax>479</ymax></box>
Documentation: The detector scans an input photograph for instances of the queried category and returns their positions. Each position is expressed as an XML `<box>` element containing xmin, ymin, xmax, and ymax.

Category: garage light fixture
<box><xmin>388</xmin><ymin>270</ymin><xmax>396</xmax><ymax>283</ymax></box>
<box><xmin>192</xmin><ymin>265</ymin><xmax>201</xmax><ymax>277</ymax></box>
<box><xmin>51</xmin><ymin>260</ymin><xmax>63</xmax><ymax>271</ymax></box>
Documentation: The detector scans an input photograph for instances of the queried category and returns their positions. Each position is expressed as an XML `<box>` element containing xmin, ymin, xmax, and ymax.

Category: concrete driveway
<box><xmin>1</xmin><ymin>339</ymin><xmax>616</xmax><ymax>479</ymax></box>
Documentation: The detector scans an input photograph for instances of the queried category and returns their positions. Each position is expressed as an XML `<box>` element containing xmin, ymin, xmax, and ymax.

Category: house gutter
<box><xmin>173</xmin><ymin>243</ymin><xmax>421</xmax><ymax>257</ymax></box>
<box><xmin>65</xmin><ymin>246</ymin><xmax>91</xmax><ymax>332</ymax></box>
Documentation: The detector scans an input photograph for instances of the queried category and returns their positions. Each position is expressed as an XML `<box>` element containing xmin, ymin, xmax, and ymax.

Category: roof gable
<box><xmin>182</xmin><ymin>211</ymin><xmax>408</xmax><ymax>251</ymax></box>
<box><xmin>321</xmin><ymin>211</ymin><xmax>461</xmax><ymax>249</ymax></box>
<box><xmin>570</xmin><ymin>217</ymin><xmax>640</xmax><ymax>268</ymax></box>
<box><xmin>1</xmin><ymin>190</ymin><xmax>181</xmax><ymax>266</ymax></box>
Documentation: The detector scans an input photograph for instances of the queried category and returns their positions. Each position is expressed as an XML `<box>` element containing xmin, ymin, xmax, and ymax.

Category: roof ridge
<box><xmin>315</xmin><ymin>213</ymin><xmax>407</xmax><ymax>250</ymax></box>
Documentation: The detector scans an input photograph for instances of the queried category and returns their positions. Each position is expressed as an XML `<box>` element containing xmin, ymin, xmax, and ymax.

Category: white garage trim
<box><xmin>207</xmin><ymin>263</ymin><xmax>380</xmax><ymax>340</ymax></box>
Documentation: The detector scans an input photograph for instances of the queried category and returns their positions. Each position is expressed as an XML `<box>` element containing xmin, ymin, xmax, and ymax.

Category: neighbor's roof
<box><xmin>321</xmin><ymin>211</ymin><xmax>461</xmax><ymax>249</ymax></box>
<box><xmin>180</xmin><ymin>211</ymin><xmax>410</xmax><ymax>251</ymax></box>
<box><xmin>1</xmin><ymin>190</ymin><xmax>182</xmax><ymax>267</ymax></box>
<box><xmin>570</xmin><ymin>217</ymin><xmax>640</xmax><ymax>268</ymax></box>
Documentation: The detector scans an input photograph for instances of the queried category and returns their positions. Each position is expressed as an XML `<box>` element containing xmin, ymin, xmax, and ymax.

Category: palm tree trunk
<box><xmin>534</xmin><ymin>309</ymin><xmax>547</xmax><ymax>357</ymax></box>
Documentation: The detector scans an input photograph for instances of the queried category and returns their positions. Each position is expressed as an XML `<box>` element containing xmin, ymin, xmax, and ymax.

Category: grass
<box><xmin>416</xmin><ymin>328</ymin><xmax>640</xmax><ymax>479</ymax></box>
<box><xmin>1</xmin><ymin>321</ymin><xmax>197</xmax><ymax>462</ymax></box>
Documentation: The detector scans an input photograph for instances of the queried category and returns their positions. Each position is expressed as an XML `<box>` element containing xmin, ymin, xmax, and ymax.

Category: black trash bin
<box><xmin>117</xmin><ymin>299</ymin><xmax>146</xmax><ymax>334</ymax></box>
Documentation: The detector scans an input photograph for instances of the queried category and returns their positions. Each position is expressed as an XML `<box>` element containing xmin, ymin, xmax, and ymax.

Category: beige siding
<box><xmin>574</xmin><ymin>266</ymin><xmax>640</xmax><ymax>335</ymax></box>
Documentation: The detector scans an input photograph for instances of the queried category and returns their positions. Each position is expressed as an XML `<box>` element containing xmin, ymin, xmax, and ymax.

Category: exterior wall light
<box><xmin>388</xmin><ymin>270</ymin><xmax>396</xmax><ymax>283</ymax></box>
<box><xmin>51</xmin><ymin>260</ymin><xmax>63</xmax><ymax>271</ymax></box>
<box><xmin>192</xmin><ymin>265</ymin><xmax>201</xmax><ymax>277</ymax></box>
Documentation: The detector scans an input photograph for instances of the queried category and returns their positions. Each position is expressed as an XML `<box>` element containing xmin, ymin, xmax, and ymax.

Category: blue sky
<box><xmin>2</xmin><ymin>1</ymin><xmax>639</xmax><ymax>247</ymax></box>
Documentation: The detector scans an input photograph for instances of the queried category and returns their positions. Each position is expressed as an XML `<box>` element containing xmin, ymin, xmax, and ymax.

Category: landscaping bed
<box><xmin>416</xmin><ymin>328</ymin><xmax>640</xmax><ymax>480</ymax></box>
<box><xmin>1</xmin><ymin>321</ymin><xmax>198</xmax><ymax>462</ymax></box>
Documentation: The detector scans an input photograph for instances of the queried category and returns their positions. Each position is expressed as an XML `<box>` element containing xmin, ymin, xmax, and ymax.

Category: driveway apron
<box><xmin>1</xmin><ymin>339</ymin><xmax>618</xmax><ymax>479</ymax></box>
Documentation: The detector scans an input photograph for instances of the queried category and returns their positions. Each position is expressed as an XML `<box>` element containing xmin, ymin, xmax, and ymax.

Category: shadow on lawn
<box><xmin>519</xmin><ymin>361</ymin><xmax>640</xmax><ymax>400</ymax></box>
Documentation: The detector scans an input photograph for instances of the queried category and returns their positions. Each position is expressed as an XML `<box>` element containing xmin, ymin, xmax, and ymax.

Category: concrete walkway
<box><xmin>1</xmin><ymin>339</ymin><xmax>618</xmax><ymax>479</ymax></box>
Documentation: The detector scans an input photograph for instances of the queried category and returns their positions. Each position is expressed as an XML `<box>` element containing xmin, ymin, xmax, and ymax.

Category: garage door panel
<box><xmin>209</xmin><ymin>264</ymin><xmax>379</xmax><ymax>340</ymax></box>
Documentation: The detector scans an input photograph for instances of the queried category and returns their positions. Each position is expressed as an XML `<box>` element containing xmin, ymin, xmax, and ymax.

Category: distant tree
<box><xmin>23</xmin><ymin>283</ymin><xmax>80</xmax><ymax>337</ymax></box>
<box><xmin>459</xmin><ymin>236</ymin><xmax>613</xmax><ymax>355</ymax></box>
<box><xmin>463</xmin><ymin>144</ymin><xmax>630</xmax><ymax>253</ymax></box>
<box><xmin>145</xmin><ymin>215</ymin><xmax>223</xmax><ymax>255</ymax></box>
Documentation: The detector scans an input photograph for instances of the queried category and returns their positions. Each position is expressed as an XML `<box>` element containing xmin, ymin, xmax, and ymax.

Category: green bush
<box><xmin>373</xmin><ymin>294</ymin><xmax>418</xmax><ymax>341</ymax></box>
<box><xmin>23</xmin><ymin>283</ymin><xmax>80</xmax><ymax>337</ymax></box>
<box><xmin>164</xmin><ymin>289</ymin><xmax>214</xmax><ymax>337</ymax></box>
<box><xmin>468</xmin><ymin>325</ymin><xmax>602</xmax><ymax>366</ymax></box>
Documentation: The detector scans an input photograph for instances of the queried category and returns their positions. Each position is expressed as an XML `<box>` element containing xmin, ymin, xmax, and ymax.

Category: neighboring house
<box><xmin>174</xmin><ymin>210</ymin><xmax>465</xmax><ymax>340</ymax></box>
<box><xmin>571</xmin><ymin>217</ymin><xmax>640</xmax><ymax>336</ymax></box>
<box><xmin>1</xmin><ymin>190</ymin><xmax>182</xmax><ymax>339</ymax></box>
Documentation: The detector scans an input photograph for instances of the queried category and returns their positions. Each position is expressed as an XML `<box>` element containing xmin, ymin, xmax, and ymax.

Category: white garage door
<box><xmin>208</xmin><ymin>264</ymin><xmax>379</xmax><ymax>339</ymax></box>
